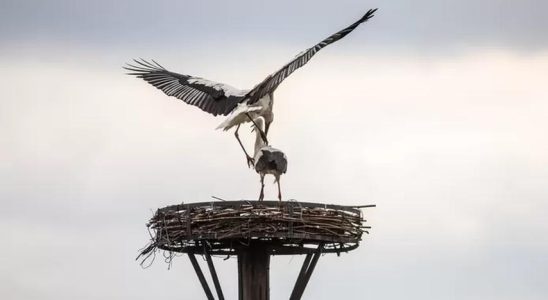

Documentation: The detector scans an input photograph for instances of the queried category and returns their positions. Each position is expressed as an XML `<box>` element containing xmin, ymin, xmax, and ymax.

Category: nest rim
<box><xmin>141</xmin><ymin>200</ymin><xmax>372</xmax><ymax>258</ymax></box>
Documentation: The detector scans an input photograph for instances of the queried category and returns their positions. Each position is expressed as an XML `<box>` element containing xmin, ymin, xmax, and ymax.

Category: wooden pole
<box><xmin>238</xmin><ymin>242</ymin><xmax>270</xmax><ymax>300</ymax></box>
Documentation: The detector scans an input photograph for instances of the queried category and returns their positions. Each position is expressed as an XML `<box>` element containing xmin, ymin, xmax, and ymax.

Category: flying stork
<box><xmin>125</xmin><ymin>9</ymin><xmax>377</xmax><ymax>166</ymax></box>
<box><xmin>251</xmin><ymin>117</ymin><xmax>288</xmax><ymax>201</ymax></box>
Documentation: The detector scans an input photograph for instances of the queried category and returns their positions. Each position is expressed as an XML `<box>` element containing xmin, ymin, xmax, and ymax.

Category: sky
<box><xmin>1</xmin><ymin>0</ymin><xmax>548</xmax><ymax>299</ymax></box>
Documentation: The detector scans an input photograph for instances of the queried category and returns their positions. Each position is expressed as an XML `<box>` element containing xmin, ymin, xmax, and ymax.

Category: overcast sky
<box><xmin>1</xmin><ymin>1</ymin><xmax>548</xmax><ymax>299</ymax></box>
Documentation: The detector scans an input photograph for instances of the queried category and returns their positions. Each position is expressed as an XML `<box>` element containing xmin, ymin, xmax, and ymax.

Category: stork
<box><xmin>124</xmin><ymin>9</ymin><xmax>377</xmax><ymax>166</ymax></box>
<box><xmin>251</xmin><ymin>117</ymin><xmax>287</xmax><ymax>201</ymax></box>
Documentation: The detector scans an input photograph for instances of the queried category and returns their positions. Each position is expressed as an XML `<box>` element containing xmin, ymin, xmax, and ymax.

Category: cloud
<box><xmin>1</xmin><ymin>0</ymin><xmax>548</xmax><ymax>53</ymax></box>
<box><xmin>2</xmin><ymin>47</ymin><xmax>548</xmax><ymax>299</ymax></box>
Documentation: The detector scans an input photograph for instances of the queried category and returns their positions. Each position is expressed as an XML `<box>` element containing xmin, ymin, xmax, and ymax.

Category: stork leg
<box><xmin>276</xmin><ymin>176</ymin><xmax>282</xmax><ymax>202</ymax></box>
<box><xmin>259</xmin><ymin>174</ymin><xmax>265</xmax><ymax>201</ymax></box>
<box><xmin>234</xmin><ymin>124</ymin><xmax>254</xmax><ymax>167</ymax></box>
<box><xmin>245</xmin><ymin>113</ymin><xmax>269</xmax><ymax>145</ymax></box>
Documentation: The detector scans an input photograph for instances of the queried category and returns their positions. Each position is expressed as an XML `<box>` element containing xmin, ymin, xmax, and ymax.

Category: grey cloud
<box><xmin>1</xmin><ymin>0</ymin><xmax>547</xmax><ymax>52</ymax></box>
<box><xmin>2</xmin><ymin>2</ymin><xmax>548</xmax><ymax>299</ymax></box>
<box><xmin>2</xmin><ymin>52</ymin><xmax>548</xmax><ymax>299</ymax></box>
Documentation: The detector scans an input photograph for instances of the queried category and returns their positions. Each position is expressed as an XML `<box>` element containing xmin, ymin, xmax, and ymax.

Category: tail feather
<box><xmin>215</xmin><ymin>105</ymin><xmax>262</xmax><ymax>130</ymax></box>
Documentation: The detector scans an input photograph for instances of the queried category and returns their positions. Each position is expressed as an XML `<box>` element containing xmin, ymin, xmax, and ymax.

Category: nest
<box><xmin>139</xmin><ymin>200</ymin><xmax>373</xmax><ymax>264</ymax></box>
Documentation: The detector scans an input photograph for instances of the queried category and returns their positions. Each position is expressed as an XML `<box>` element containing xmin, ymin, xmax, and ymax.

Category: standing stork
<box><xmin>251</xmin><ymin>117</ymin><xmax>288</xmax><ymax>201</ymax></box>
<box><xmin>125</xmin><ymin>9</ymin><xmax>377</xmax><ymax>166</ymax></box>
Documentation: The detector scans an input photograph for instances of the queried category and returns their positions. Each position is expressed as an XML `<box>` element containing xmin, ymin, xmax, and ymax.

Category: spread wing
<box><xmin>124</xmin><ymin>59</ymin><xmax>246</xmax><ymax>116</ymax></box>
<box><xmin>245</xmin><ymin>8</ymin><xmax>377</xmax><ymax>104</ymax></box>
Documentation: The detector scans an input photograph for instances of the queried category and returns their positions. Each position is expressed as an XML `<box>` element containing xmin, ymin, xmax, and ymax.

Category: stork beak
<box><xmin>265</xmin><ymin>122</ymin><xmax>271</xmax><ymax>136</ymax></box>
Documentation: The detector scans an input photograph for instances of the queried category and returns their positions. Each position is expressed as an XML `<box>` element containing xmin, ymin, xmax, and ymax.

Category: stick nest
<box><xmin>139</xmin><ymin>200</ymin><xmax>373</xmax><ymax>264</ymax></box>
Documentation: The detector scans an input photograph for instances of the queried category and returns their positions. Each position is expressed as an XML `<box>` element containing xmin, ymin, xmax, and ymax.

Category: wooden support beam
<box><xmin>289</xmin><ymin>244</ymin><xmax>323</xmax><ymax>300</ymax></box>
<box><xmin>290</xmin><ymin>254</ymin><xmax>313</xmax><ymax>299</ymax></box>
<box><xmin>204</xmin><ymin>248</ymin><xmax>225</xmax><ymax>300</ymax></box>
<box><xmin>187</xmin><ymin>253</ymin><xmax>214</xmax><ymax>300</ymax></box>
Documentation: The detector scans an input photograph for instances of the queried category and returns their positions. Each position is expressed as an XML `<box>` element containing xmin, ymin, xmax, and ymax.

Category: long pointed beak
<box><xmin>265</xmin><ymin>122</ymin><xmax>271</xmax><ymax>136</ymax></box>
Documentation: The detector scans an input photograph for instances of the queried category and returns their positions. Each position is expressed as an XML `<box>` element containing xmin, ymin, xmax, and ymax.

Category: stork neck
<box><xmin>254</xmin><ymin>128</ymin><xmax>265</xmax><ymax>155</ymax></box>
<box><xmin>254</xmin><ymin>119</ymin><xmax>266</xmax><ymax>155</ymax></box>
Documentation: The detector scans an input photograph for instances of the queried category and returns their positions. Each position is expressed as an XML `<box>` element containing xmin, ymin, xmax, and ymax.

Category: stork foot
<box><xmin>246</xmin><ymin>155</ymin><xmax>255</xmax><ymax>168</ymax></box>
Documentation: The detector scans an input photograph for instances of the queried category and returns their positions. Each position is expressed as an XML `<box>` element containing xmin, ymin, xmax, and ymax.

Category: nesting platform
<box><xmin>139</xmin><ymin>200</ymin><xmax>374</xmax><ymax>300</ymax></box>
<box><xmin>140</xmin><ymin>200</ymin><xmax>372</xmax><ymax>258</ymax></box>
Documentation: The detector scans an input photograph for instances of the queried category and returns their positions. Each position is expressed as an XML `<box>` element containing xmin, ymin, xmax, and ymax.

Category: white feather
<box><xmin>187</xmin><ymin>77</ymin><xmax>248</xmax><ymax>97</ymax></box>
<box><xmin>215</xmin><ymin>104</ymin><xmax>262</xmax><ymax>130</ymax></box>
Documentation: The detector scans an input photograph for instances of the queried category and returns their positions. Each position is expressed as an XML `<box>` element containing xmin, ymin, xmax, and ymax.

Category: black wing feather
<box><xmin>245</xmin><ymin>9</ymin><xmax>377</xmax><ymax>104</ymax></box>
<box><xmin>124</xmin><ymin>59</ymin><xmax>244</xmax><ymax>116</ymax></box>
